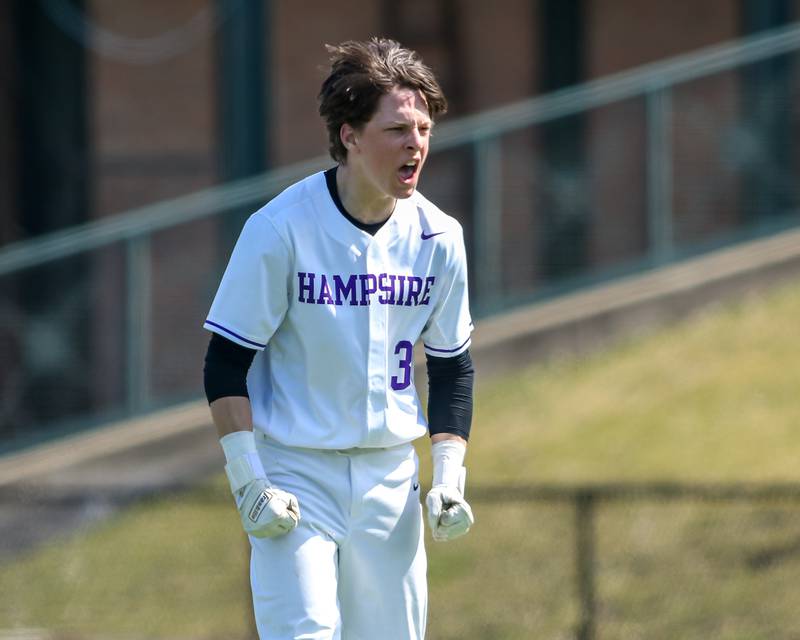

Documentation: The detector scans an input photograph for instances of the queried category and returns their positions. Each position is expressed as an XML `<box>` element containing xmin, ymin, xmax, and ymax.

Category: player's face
<box><xmin>342</xmin><ymin>86</ymin><xmax>432</xmax><ymax>206</ymax></box>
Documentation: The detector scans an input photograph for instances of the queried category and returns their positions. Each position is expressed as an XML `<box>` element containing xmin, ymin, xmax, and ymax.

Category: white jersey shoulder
<box><xmin>202</xmin><ymin>173</ymin><xmax>328</xmax><ymax>350</ymax></box>
<box><xmin>247</xmin><ymin>171</ymin><xmax>327</xmax><ymax>237</ymax></box>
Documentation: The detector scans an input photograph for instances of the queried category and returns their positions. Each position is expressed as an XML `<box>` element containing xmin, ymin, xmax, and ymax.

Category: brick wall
<box><xmin>90</xmin><ymin>0</ymin><xmax>217</xmax><ymax>218</ymax></box>
<box><xmin>7</xmin><ymin>0</ymin><xmax>768</xmax><ymax>229</ymax></box>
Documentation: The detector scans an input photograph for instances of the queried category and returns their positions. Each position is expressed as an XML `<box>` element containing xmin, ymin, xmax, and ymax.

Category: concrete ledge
<box><xmin>0</xmin><ymin>401</ymin><xmax>212</xmax><ymax>487</ymax></box>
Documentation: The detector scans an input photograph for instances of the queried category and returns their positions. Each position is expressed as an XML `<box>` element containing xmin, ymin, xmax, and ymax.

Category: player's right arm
<box><xmin>204</xmin><ymin>333</ymin><xmax>300</xmax><ymax>538</ymax></box>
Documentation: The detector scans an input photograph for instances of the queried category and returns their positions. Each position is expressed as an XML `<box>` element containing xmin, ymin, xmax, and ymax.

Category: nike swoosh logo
<box><xmin>413</xmin><ymin>483</ymin><xmax>420</xmax><ymax>491</ymax></box>
<box><xmin>421</xmin><ymin>230</ymin><xmax>445</xmax><ymax>240</ymax></box>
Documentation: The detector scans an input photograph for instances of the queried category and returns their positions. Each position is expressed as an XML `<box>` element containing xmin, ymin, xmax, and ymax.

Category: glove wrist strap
<box><xmin>225</xmin><ymin>452</ymin><xmax>267</xmax><ymax>494</ymax></box>
<box><xmin>431</xmin><ymin>439</ymin><xmax>466</xmax><ymax>488</ymax></box>
<box><xmin>220</xmin><ymin>431</ymin><xmax>268</xmax><ymax>494</ymax></box>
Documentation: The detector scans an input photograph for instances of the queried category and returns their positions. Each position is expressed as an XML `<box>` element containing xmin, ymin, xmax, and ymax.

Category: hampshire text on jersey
<box><xmin>297</xmin><ymin>271</ymin><xmax>436</xmax><ymax>306</ymax></box>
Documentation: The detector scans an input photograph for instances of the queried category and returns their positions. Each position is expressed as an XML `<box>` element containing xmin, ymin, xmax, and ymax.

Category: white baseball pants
<box><xmin>250</xmin><ymin>435</ymin><xmax>427</xmax><ymax>640</ymax></box>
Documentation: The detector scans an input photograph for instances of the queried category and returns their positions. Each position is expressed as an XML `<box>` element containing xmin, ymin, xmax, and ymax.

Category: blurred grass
<box><xmin>466</xmin><ymin>281</ymin><xmax>800</xmax><ymax>485</ymax></box>
<box><xmin>0</xmin><ymin>478</ymin><xmax>252</xmax><ymax>639</ymax></box>
<box><xmin>3</xmin><ymin>280</ymin><xmax>800</xmax><ymax>638</ymax></box>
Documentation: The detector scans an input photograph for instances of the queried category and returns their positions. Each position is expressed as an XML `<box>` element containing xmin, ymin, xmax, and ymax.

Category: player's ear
<box><xmin>340</xmin><ymin>124</ymin><xmax>358</xmax><ymax>153</ymax></box>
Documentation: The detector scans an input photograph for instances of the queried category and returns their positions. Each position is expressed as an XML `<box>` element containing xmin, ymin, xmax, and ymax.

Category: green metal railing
<box><xmin>2</xmin><ymin>23</ymin><xmax>800</xmax><ymax>439</ymax></box>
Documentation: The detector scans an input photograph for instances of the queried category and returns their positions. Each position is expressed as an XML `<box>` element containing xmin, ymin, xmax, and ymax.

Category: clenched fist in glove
<box><xmin>426</xmin><ymin>439</ymin><xmax>474</xmax><ymax>542</ymax></box>
<box><xmin>220</xmin><ymin>431</ymin><xmax>300</xmax><ymax>538</ymax></box>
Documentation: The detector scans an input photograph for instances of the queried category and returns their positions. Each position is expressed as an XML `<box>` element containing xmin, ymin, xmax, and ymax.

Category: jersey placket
<box><xmin>364</xmin><ymin>238</ymin><xmax>390</xmax><ymax>445</ymax></box>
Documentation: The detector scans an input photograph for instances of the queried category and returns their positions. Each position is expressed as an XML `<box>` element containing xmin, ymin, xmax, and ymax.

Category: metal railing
<box><xmin>2</xmin><ymin>23</ymin><xmax>800</xmax><ymax>441</ymax></box>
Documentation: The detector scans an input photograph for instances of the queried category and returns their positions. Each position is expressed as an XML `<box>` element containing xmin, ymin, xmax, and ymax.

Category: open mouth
<box><xmin>398</xmin><ymin>160</ymin><xmax>418</xmax><ymax>182</ymax></box>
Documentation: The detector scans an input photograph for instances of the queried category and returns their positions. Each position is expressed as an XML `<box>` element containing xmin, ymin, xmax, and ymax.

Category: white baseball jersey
<box><xmin>204</xmin><ymin>170</ymin><xmax>472</xmax><ymax>450</ymax></box>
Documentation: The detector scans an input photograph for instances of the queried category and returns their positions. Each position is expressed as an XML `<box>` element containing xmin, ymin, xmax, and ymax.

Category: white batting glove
<box><xmin>426</xmin><ymin>439</ymin><xmax>474</xmax><ymax>542</ymax></box>
<box><xmin>220</xmin><ymin>431</ymin><xmax>300</xmax><ymax>539</ymax></box>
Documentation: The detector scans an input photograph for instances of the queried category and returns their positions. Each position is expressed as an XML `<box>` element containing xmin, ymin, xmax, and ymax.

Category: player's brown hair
<box><xmin>318</xmin><ymin>37</ymin><xmax>448</xmax><ymax>163</ymax></box>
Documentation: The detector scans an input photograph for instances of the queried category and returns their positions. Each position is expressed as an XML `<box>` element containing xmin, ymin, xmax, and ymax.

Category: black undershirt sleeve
<box><xmin>426</xmin><ymin>349</ymin><xmax>475</xmax><ymax>441</ymax></box>
<box><xmin>203</xmin><ymin>332</ymin><xmax>257</xmax><ymax>404</ymax></box>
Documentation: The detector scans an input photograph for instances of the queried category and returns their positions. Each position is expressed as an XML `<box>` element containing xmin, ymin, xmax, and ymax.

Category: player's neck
<box><xmin>336</xmin><ymin>164</ymin><xmax>396</xmax><ymax>224</ymax></box>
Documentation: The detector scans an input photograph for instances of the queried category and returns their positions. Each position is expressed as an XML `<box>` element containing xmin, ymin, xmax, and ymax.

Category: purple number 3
<box><xmin>391</xmin><ymin>340</ymin><xmax>414</xmax><ymax>391</ymax></box>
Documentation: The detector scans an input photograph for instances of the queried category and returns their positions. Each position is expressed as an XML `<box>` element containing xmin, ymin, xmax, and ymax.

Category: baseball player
<box><xmin>203</xmin><ymin>37</ymin><xmax>475</xmax><ymax>640</ymax></box>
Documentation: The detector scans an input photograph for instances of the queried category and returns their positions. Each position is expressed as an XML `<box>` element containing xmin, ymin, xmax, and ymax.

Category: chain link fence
<box><xmin>2</xmin><ymin>481</ymin><xmax>800</xmax><ymax>639</ymax></box>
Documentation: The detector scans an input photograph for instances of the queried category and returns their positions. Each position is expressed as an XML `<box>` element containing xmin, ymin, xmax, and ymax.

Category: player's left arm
<box><xmin>425</xmin><ymin>349</ymin><xmax>475</xmax><ymax>542</ymax></box>
<box><xmin>420</xmin><ymin>221</ymin><xmax>476</xmax><ymax>541</ymax></box>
